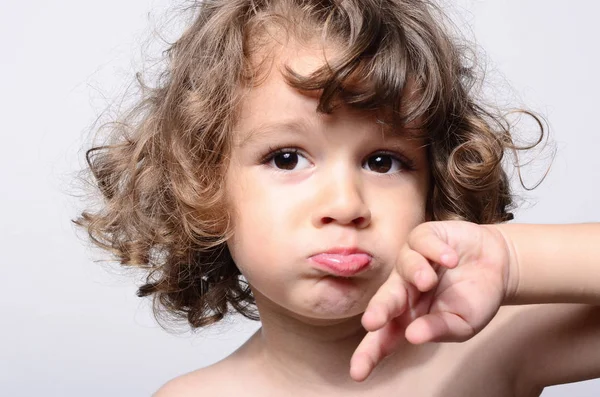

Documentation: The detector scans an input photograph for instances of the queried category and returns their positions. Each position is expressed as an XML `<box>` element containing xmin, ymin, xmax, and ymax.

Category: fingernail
<box><xmin>350</xmin><ymin>354</ymin><xmax>370</xmax><ymax>382</ymax></box>
<box><xmin>441</xmin><ymin>252</ymin><xmax>454</xmax><ymax>265</ymax></box>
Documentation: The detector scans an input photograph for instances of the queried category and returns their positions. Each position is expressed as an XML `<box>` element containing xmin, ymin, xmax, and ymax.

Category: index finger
<box><xmin>408</xmin><ymin>223</ymin><xmax>458</xmax><ymax>269</ymax></box>
<box><xmin>350</xmin><ymin>318</ymin><xmax>406</xmax><ymax>382</ymax></box>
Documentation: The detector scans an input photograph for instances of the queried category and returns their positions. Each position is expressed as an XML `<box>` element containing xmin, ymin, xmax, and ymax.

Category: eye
<box><xmin>265</xmin><ymin>149</ymin><xmax>311</xmax><ymax>171</ymax></box>
<box><xmin>363</xmin><ymin>152</ymin><xmax>407</xmax><ymax>174</ymax></box>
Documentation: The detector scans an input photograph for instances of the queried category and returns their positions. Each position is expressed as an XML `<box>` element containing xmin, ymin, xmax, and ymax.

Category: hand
<box><xmin>350</xmin><ymin>221</ymin><xmax>514</xmax><ymax>382</ymax></box>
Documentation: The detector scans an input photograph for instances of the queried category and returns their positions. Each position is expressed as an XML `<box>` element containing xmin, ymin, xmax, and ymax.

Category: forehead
<box><xmin>236</xmin><ymin>41</ymin><xmax>426</xmax><ymax>146</ymax></box>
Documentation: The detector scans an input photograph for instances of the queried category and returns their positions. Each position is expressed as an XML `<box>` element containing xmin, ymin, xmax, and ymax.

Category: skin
<box><xmin>154</xmin><ymin>42</ymin><xmax>600</xmax><ymax>397</ymax></box>
<box><xmin>353</xmin><ymin>221</ymin><xmax>600</xmax><ymax>382</ymax></box>
<box><xmin>222</xmin><ymin>42</ymin><xmax>430</xmax><ymax>391</ymax></box>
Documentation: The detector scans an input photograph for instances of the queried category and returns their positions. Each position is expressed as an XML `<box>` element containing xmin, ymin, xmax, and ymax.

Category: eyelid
<box><xmin>260</xmin><ymin>146</ymin><xmax>305</xmax><ymax>164</ymax></box>
<box><xmin>261</xmin><ymin>146</ymin><xmax>313</xmax><ymax>172</ymax></box>
<box><xmin>363</xmin><ymin>150</ymin><xmax>416</xmax><ymax>171</ymax></box>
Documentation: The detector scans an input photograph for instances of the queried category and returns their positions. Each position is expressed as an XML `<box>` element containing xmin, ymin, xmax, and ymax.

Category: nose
<box><xmin>311</xmin><ymin>166</ymin><xmax>372</xmax><ymax>229</ymax></box>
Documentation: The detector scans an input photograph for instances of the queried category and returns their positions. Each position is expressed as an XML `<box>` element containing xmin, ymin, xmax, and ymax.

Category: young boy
<box><xmin>76</xmin><ymin>1</ymin><xmax>600</xmax><ymax>395</ymax></box>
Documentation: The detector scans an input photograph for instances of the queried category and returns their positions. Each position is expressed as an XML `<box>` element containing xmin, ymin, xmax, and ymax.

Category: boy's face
<box><xmin>225</xmin><ymin>44</ymin><xmax>429</xmax><ymax>324</ymax></box>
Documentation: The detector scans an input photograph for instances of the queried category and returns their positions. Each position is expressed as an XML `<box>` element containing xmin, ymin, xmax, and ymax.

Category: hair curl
<box><xmin>75</xmin><ymin>0</ymin><xmax>544</xmax><ymax>329</ymax></box>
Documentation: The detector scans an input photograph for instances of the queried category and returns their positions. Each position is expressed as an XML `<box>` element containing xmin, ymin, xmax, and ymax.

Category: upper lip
<box><xmin>321</xmin><ymin>247</ymin><xmax>368</xmax><ymax>255</ymax></box>
<box><xmin>311</xmin><ymin>246</ymin><xmax>372</xmax><ymax>257</ymax></box>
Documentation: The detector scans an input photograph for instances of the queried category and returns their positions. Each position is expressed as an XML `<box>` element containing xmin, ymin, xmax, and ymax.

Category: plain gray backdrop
<box><xmin>1</xmin><ymin>0</ymin><xmax>599</xmax><ymax>396</ymax></box>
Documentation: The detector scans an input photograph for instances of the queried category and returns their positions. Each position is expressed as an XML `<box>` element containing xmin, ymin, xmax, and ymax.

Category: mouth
<box><xmin>309</xmin><ymin>248</ymin><xmax>372</xmax><ymax>277</ymax></box>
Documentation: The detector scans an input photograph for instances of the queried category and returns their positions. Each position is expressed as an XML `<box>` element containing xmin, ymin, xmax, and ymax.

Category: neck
<box><xmin>240</xmin><ymin>291</ymin><xmax>420</xmax><ymax>391</ymax></box>
<box><xmin>259</xmin><ymin>311</ymin><xmax>365</xmax><ymax>386</ymax></box>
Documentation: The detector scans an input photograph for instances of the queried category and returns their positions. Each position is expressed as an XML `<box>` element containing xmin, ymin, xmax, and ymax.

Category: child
<box><xmin>76</xmin><ymin>0</ymin><xmax>600</xmax><ymax>395</ymax></box>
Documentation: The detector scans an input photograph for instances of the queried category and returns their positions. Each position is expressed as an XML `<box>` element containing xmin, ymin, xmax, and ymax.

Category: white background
<box><xmin>1</xmin><ymin>0</ymin><xmax>598</xmax><ymax>396</ymax></box>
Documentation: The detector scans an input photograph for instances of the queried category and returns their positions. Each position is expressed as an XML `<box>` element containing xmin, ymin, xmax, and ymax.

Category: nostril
<box><xmin>353</xmin><ymin>217</ymin><xmax>365</xmax><ymax>226</ymax></box>
<box><xmin>320</xmin><ymin>216</ymin><xmax>369</xmax><ymax>226</ymax></box>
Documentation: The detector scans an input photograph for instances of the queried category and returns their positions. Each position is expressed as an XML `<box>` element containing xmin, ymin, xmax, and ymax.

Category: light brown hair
<box><xmin>75</xmin><ymin>0</ymin><xmax>543</xmax><ymax>329</ymax></box>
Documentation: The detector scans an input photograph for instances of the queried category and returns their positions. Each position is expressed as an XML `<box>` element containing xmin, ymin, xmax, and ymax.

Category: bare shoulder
<box><xmin>152</xmin><ymin>362</ymin><xmax>231</xmax><ymax>397</ymax></box>
<box><xmin>153</xmin><ymin>368</ymin><xmax>217</xmax><ymax>397</ymax></box>
<box><xmin>154</xmin><ymin>331</ymin><xmax>264</xmax><ymax>396</ymax></box>
<box><xmin>496</xmin><ymin>304</ymin><xmax>600</xmax><ymax>389</ymax></box>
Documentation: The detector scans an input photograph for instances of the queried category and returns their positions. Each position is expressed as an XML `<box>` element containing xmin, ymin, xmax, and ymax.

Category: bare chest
<box><xmin>225</xmin><ymin>340</ymin><xmax>540</xmax><ymax>397</ymax></box>
<box><xmin>224</xmin><ymin>363</ymin><xmax>541</xmax><ymax>397</ymax></box>
<box><xmin>218</xmin><ymin>306</ymin><xmax>548</xmax><ymax>397</ymax></box>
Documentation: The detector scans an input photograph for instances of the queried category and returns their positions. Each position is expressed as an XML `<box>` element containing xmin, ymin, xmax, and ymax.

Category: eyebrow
<box><xmin>236</xmin><ymin>119</ymin><xmax>311</xmax><ymax>148</ymax></box>
<box><xmin>235</xmin><ymin>118</ymin><xmax>429</xmax><ymax>149</ymax></box>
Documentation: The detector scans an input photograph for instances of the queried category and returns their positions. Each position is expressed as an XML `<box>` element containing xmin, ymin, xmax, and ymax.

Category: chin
<box><xmin>250</xmin><ymin>274</ymin><xmax>377</xmax><ymax>322</ymax></box>
<box><xmin>286</xmin><ymin>309</ymin><xmax>365</xmax><ymax>326</ymax></box>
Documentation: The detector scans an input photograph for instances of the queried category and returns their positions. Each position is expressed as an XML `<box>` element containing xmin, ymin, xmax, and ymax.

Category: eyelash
<box><xmin>260</xmin><ymin>146</ymin><xmax>305</xmax><ymax>171</ymax></box>
<box><xmin>260</xmin><ymin>146</ymin><xmax>416</xmax><ymax>173</ymax></box>
<box><xmin>261</xmin><ymin>146</ymin><xmax>301</xmax><ymax>162</ymax></box>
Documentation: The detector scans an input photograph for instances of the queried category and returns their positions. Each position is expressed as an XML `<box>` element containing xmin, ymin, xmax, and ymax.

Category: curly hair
<box><xmin>74</xmin><ymin>0</ymin><xmax>543</xmax><ymax>329</ymax></box>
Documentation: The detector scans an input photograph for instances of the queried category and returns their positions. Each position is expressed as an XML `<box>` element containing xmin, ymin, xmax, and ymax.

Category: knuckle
<box><xmin>385</xmin><ymin>287</ymin><xmax>406</xmax><ymax>311</ymax></box>
<box><xmin>404</xmin><ymin>251</ymin><xmax>423</xmax><ymax>273</ymax></box>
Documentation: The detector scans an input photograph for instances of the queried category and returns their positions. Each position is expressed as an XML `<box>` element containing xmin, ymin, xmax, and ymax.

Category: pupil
<box><xmin>369</xmin><ymin>155</ymin><xmax>391</xmax><ymax>173</ymax></box>
<box><xmin>274</xmin><ymin>152</ymin><xmax>298</xmax><ymax>170</ymax></box>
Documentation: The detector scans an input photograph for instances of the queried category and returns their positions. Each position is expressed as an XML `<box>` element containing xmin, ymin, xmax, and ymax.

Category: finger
<box><xmin>398</xmin><ymin>248</ymin><xmax>439</xmax><ymax>293</ymax></box>
<box><xmin>405</xmin><ymin>312</ymin><xmax>475</xmax><ymax>344</ymax></box>
<box><xmin>350</xmin><ymin>320</ymin><xmax>406</xmax><ymax>382</ymax></box>
<box><xmin>408</xmin><ymin>224</ymin><xmax>459</xmax><ymax>269</ymax></box>
<box><xmin>362</xmin><ymin>271</ymin><xmax>407</xmax><ymax>332</ymax></box>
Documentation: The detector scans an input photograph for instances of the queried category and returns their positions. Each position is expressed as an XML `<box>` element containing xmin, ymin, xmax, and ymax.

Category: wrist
<box><xmin>484</xmin><ymin>224</ymin><xmax>520</xmax><ymax>306</ymax></box>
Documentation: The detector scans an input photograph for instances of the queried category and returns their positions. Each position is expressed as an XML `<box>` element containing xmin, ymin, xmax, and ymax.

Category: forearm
<box><xmin>496</xmin><ymin>223</ymin><xmax>600</xmax><ymax>305</ymax></box>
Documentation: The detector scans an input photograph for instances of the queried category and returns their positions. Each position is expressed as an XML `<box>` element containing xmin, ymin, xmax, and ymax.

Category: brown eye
<box><xmin>274</xmin><ymin>152</ymin><xmax>298</xmax><ymax>170</ymax></box>
<box><xmin>364</xmin><ymin>153</ymin><xmax>403</xmax><ymax>174</ymax></box>
<box><xmin>266</xmin><ymin>149</ymin><xmax>310</xmax><ymax>171</ymax></box>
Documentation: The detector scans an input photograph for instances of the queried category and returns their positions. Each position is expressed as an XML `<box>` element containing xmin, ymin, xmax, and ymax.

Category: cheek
<box><xmin>229</xmin><ymin>169</ymin><xmax>309</xmax><ymax>229</ymax></box>
<box><xmin>372</xmin><ymin>189</ymin><xmax>427</xmax><ymax>252</ymax></box>
<box><xmin>225</xmin><ymin>176</ymin><xmax>285</xmax><ymax>273</ymax></box>
<box><xmin>375</xmin><ymin>180</ymin><xmax>427</xmax><ymax>218</ymax></box>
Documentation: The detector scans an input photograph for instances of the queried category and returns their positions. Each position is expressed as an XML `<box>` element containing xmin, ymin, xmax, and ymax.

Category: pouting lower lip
<box><xmin>310</xmin><ymin>253</ymin><xmax>372</xmax><ymax>277</ymax></box>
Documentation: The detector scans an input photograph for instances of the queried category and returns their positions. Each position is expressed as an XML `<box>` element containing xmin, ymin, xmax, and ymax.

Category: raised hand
<box><xmin>350</xmin><ymin>221</ymin><xmax>514</xmax><ymax>382</ymax></box>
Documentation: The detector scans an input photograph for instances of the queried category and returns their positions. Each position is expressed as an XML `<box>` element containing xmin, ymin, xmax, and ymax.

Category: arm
<box><xmin>351</xmin><ymin>221</ymin><xmax>600</xmax><ymax>383</ymax></box>
<box><xmin>497</xmin><ymin>223</ymin><xmax>600</xmax><ymax>305</ymax></box>
<box><xmin>494</xmin><ymin>223</ymin><xmax>600</xmax><ymax>389</ymax></box>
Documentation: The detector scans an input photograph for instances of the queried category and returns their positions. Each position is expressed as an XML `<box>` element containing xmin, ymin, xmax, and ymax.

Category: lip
<box><xmin>309</xmin><ymin>247</ymin><xmax>372</xmax><ymax>277</ymax></box>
